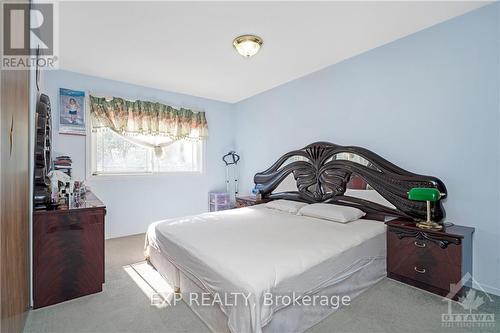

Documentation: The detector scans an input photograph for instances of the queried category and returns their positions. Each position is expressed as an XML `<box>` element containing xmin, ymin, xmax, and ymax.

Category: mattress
<box><xmin>145</xmin><ymin>205</ymin><xmax>386</xmax><ymax>333</ymax></box>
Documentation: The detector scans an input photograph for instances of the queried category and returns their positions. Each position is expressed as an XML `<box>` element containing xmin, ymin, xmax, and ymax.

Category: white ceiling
<box><xmin>59</xmin><ymin>1</ymin><xmax>489</xmax><ymax>103</ymax></box>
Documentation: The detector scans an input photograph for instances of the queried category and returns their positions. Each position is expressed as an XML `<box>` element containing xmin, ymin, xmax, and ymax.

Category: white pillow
<box><xmin>264</xmin><ymin>200</ymin><xmax>308</xmax><ymax>214</ymax></box>
<box><xmin>298</xmin><ymin>203</ymin><xmax>366</xmax><ymax>223</ymax></box>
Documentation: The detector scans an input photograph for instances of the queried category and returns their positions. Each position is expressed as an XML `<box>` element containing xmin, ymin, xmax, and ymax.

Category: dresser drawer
<box><xmin>33</xmin><ymin>202</ymin><xmax>106</xmax><ymax>309</ymax></box>
<box><xmin>387</xmin><ymin>228</ymin><xmax>462</xmax><ymax>291</ymax></box>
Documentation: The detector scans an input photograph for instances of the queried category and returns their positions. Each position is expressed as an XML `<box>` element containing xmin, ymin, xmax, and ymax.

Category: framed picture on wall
<box><xmin>59</xmin><ymin>88</ymin><xmax>86</xmax><ymax>135</ymax></box>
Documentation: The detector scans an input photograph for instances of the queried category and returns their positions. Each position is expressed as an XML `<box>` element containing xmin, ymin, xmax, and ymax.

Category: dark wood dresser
<box><xmin>33</xmin><ymin>191</ymin><xmax>106</xmax><ymax>308</ymax></box>
<box><xmin>235</xmin><ymin>196</ymin><xmax>270</xmax><ymax>208</ymax></box>
<box><xmin>386</xmin><ymin>220</ymin><xmax>474</xmax><ymax>300</ymax></box>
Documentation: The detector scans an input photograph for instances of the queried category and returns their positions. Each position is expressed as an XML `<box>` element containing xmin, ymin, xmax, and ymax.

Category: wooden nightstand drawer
<box><xmin>386</xmin><ymin>220</ymin><xmax>474</xmax><ymax>300</ymax></box>
<box><xmin>387</xmin><ymin>231</ymin><xmax>461</xmax><ymax>291</ymax></box>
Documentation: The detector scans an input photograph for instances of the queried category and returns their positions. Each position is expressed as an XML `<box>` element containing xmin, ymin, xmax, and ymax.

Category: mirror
<box><xmin>277</xmin><ymin>155</ymin><xmax>311</xmax><ymax>171</ymax></box>
<box><xmin>325</xmin><ymin>152</ymin><xmax>380</xmax><ymax>171</ymax></box>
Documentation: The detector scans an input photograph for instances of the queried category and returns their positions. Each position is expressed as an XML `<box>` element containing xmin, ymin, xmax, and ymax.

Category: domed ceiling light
<box><xmin>233</xmin><ymin>35</ymin><xmax>263</xmax><ymax>58</ymax></box>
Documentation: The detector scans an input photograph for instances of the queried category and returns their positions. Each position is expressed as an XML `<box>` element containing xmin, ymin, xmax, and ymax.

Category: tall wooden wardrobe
<box><xmin>0</xmin><ymin>69</ymin><xmax>30</xmax><ymax>331</ymax></box>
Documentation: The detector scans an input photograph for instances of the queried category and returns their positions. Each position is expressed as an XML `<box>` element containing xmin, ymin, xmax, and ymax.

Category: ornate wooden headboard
<box><xmin>254</xmin><ymin>142</ymin><xmax>447</xmax><ymax>221</ymax></box>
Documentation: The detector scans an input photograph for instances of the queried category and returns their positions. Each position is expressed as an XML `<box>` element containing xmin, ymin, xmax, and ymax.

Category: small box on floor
<box><xmin>209</xmin><ymin>192</ymin><xmax>231</xmax><ymax>211</ymax></box>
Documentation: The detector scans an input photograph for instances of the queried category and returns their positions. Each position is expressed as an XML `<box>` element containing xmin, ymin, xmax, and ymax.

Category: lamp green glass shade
<box><xmin>407</xmin><ymin>188</ymin><xmax>441</xmax><ymax>202</ymax></box>
<box><xmin>407</xmin><ymin>187</ymin><xmax>443</xmax><ymax>230</ymax></box>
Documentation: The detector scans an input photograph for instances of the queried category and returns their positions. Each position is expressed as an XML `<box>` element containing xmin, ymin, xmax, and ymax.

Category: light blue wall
<box><xmin>235</xmin><ymin>4</ymin><xmax>500</xmax><ymax>294</ymax></box>
<box><xmin>43</xmin><ymin>70</ymin><xmax>235</xmax><ymax>238</ymax></box>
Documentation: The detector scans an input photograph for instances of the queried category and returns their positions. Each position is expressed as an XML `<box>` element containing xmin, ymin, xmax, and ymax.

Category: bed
<box><xmin>144</xmin><ymin>142</ymin><xmax>447</xmax><ymax>333</ymax></box>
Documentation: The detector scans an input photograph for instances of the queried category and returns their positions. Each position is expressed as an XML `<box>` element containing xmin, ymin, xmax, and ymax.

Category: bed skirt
<box><xmin>146</xmin><ymin>243</ymin><xmax>386</xmax><ymax>333</ymax></box>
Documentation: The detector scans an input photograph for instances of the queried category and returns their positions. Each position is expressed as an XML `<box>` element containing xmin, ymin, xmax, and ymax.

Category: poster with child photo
<box><xmin>59</xmin><ymin>88</ymin><xmax>86</xmax><ymax>135</ymax></box>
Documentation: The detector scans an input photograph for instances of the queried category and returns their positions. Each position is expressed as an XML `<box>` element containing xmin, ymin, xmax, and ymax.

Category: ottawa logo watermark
<box><xmin>2</xmin><ymin>1</ymin><xmax>58</xmax><ymax>69</ymax></box>
<box><xmin>441</xmin><ymin>273</ymin><xmax>495</xmax><ymax>329</ymax></box>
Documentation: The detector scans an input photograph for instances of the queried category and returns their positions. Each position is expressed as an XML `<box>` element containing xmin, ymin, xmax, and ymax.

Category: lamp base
<box><xmin>416</xmin><ymin>220</ymin><xmax>443</xmax><ymax>231</ymax></box>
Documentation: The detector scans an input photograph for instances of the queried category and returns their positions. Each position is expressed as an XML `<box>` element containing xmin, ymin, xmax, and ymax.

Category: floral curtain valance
<box><xmin>89</xmin><ymin>95</ymin><xmax>208</xmax><ymax>140</ymax></box>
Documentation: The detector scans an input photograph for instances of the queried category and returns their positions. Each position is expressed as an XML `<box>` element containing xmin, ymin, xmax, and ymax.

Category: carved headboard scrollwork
<box><xmin>254</xmin><ymin>142</ymin><xmax>447</xmax><ymax>221</ymax></box>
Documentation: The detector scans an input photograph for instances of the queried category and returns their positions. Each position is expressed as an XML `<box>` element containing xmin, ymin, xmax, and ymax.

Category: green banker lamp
<box><xmin>408</xmin><ymin>187</ymin><xmax>444</xmax><ymax>230</ymax></box>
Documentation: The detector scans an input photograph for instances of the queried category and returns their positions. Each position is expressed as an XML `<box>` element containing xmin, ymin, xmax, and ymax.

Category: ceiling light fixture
<box><xmin>233</xmin><ymin>35</ymin><xmax>263</xmax><ymax>58</ymax></box>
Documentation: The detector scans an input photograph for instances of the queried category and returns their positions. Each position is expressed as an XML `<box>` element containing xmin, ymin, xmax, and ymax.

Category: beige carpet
<box><xmin>24</xmin><ymin>233</ymin><xmax>499</xmax><ymax>333</ymax></box>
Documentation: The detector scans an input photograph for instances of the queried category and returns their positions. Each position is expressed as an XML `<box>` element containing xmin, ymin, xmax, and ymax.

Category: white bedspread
<box><xmin>145</xmin><ymin>205</ymin><xmax>386</xmax><ymax>333</ymax></box>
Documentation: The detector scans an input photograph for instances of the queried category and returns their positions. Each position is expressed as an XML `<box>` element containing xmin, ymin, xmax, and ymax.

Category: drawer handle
<box><xmin>414</xmin><ymin>266</ymin><xmax>426</xmax><ymax>274</ymax></box>
<box><xmin>414</xmin><ymin>241</ymin><xmax>426</xmax><ymax>248</ymax></box>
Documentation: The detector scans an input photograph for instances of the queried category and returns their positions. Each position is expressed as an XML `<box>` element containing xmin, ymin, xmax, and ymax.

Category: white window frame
<box><xmin>85</xmin><ymin>93</ymin><xmax>206</xmax><ymax>179</ymax></box>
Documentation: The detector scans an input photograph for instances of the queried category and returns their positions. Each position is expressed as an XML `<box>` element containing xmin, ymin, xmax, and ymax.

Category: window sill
<box><xmin>87</xmin><ymin>171</ymin><xmax>204</xmax><ymax>181</ymax></box>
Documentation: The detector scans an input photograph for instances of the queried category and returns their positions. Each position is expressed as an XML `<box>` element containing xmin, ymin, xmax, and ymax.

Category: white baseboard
<box><xmin>473</xmin><ymin>280</ymin><xmax>500</xmax><ymax>297</ymax></box>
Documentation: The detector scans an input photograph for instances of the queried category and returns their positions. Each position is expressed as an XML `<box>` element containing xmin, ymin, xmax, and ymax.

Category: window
<box><xmin>91</xmin><ymin>128</ymin><xmax>203</xmax><ymax>175</ymax></box>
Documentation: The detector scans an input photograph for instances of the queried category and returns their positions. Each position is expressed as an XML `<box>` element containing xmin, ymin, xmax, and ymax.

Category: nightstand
<box><xmin>235</xmin><ymin>196</ymin><xmax>270</xmax><ymax>208</ymax></box>
<box><xmin>386</xmin><ymin>220</ymin><xmax>474</xmax><ymax>300</ymax></box>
